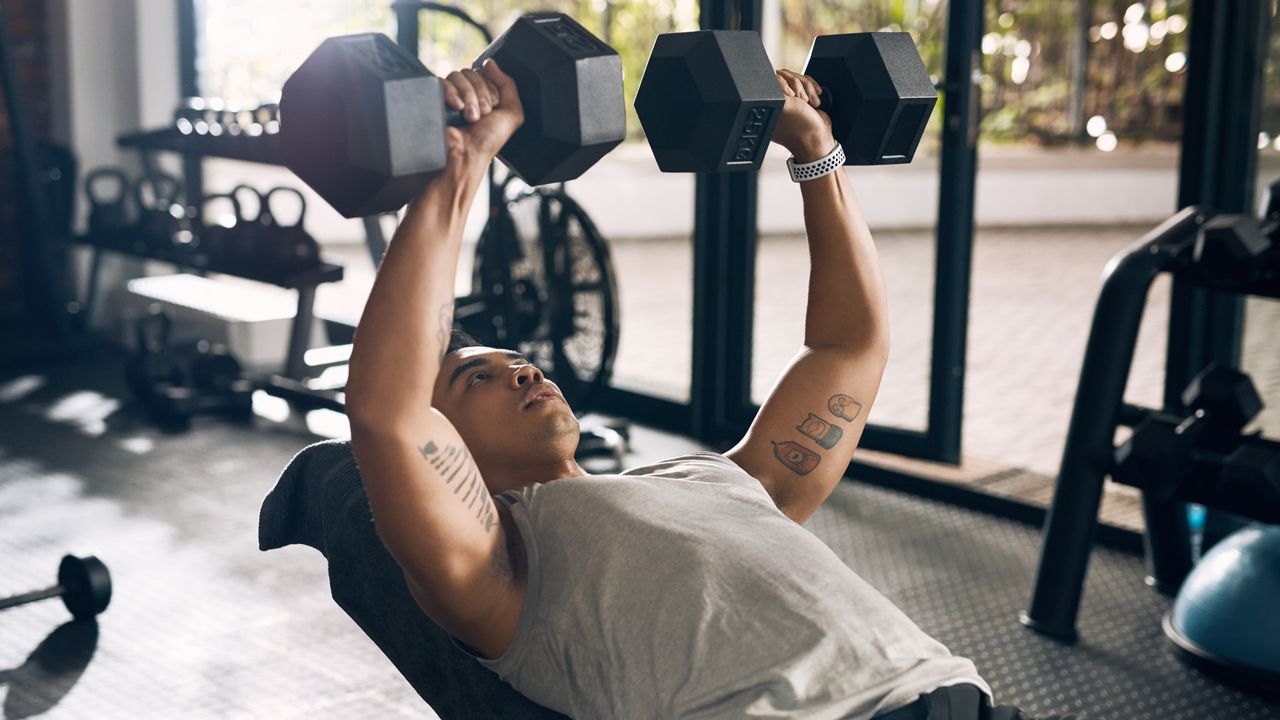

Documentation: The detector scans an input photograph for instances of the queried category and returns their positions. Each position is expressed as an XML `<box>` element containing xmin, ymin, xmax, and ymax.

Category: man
<box><xmin>345</xmin><ymin>60</ymin><xmax>1093</xmax><ymax>720</ymax></box>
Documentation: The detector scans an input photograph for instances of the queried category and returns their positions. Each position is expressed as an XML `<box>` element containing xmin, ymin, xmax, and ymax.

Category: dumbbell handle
<box><xmin>441</xmin><ymin>87</ymin><xmax>837</xmax><ymax>128</ymax></box>
<box><xmin>814</xmin><ymin>87</ymin><xmax>836</xmax><ymax>113</ymax></box>
<box><xmin>0</xmin><ymin>584</ymin><xmax>64</xmax><ymax>611</ymax></box>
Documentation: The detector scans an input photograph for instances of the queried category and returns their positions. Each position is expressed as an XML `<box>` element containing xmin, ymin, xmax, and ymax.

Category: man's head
<box><xmin>432</xmin><ymin>330</ymin><xmax>580</xmax><ymax>489</ymax></box>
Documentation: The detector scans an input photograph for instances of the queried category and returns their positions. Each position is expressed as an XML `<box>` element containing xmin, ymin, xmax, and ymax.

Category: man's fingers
<box><xmin>479</xmin><ymin>74</ymin><xmax>500</xmax><ymax>107</ymax></box>
<box><xmin>447</xmin><ymin>70</ymin><xmax>481</xmax><ymax>121</ymax></box>
<box><xmin>443</xmin><ymin>82</ymin><xmax>464</xmax><ymax>112</ymax></box>
<box><xmin>776</xmin><ymin>74</ymin><xmax>795</xmax><ymax>96</ymax></box>
<box><xmin>801</xmin><ymin>76</ymin><xmax>822</xmax><ymax>107</ymax></box>
<box><xmin>460</xmin><ymin>68</ymin><xmax>494</xmax><ymax>112</ymax></box>
<box><xmin>788</xmin><ymin>75</ymin><xmax>808</xmax><ymax>102</ymax></box>
<box><xmin>480</xmin><ymin>59</ymin><xmax>522</xmax><ymax>111</ymax></box>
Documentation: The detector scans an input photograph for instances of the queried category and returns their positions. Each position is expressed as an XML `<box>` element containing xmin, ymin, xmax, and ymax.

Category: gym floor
<box><xmin>2</xmin><ymin>351</ymin><xmax>1278</xmax><ymax>720</ymax></box>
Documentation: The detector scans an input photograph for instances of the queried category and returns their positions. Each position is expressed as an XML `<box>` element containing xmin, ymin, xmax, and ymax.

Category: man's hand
<box><xmin>440</xmin><ymin>59</ymin><xmax>525</xmax><ymax>175</ymax></box>
<box><xmin>771</xmin><ymin>69</ymin><xmax>836</xmax><ymax>163</ymax></box>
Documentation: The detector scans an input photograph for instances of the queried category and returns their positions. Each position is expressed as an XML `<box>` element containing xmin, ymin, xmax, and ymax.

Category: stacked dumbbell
<box><xmin>634</xmin><ymin>30</ymin><xmax>937</xmax><ymax>172</ymax></box>
<box><xmin>1113</xmin><ymin>364</ymin><xmax>1280</xmax><ymax>523</ymax></box>
<box><xmin>125</xmin><ymin>306</ymin><xmax>254</xmax><ymax>430</ymax></box>
<box><xmin>279</xmin><ymin>13</ymin><xmax>625</xmax><ymax>218</ymax></box>
<box><xmin>1191</xmin><ymin>177</ymin><xmax>1280</xmax><ymax>290</ymax></box>
<box><xmin>174</xmin><ymin>97</ymin><xmax>281</xmax><ymax>138</ymax></box>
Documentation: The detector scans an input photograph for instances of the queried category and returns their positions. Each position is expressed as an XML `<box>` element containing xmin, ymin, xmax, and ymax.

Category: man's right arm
<box><xmin>343</xmin><ymin>64</ymin><xmax>524</xmax><ymax>658</ymax></box>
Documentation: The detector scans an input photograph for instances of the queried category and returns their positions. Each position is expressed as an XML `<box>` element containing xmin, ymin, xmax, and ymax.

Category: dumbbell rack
<box><xmin>77</xmin><ymin>127</ymin><xmax>344</xmax><ymax>389</ymax></box>
<box><xmin>1021</xmin><ymin>205</ymin><xmax>1280</xmax><ymax>643</ymax></box>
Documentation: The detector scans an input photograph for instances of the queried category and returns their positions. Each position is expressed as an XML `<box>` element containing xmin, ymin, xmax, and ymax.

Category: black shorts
<box><xmin>871</xmin><ymin>683</ymin><xmax>1103</xmax><ymax>720</ymax></box>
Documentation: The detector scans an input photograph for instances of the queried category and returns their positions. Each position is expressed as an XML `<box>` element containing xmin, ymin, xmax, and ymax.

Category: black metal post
<box><xmin>394</xmin><ymin>1</ymin><xmax>420</xmax><ymax>51</ymax></box>
<box><xmin>1021</xmin><ymin>207</ymin><xmax>1209</xmax><ymax>641</ymax></box>
<box><xmin>175</xmin><ymin>0</ymin><xmax>204</xmax><ymax>218</ymax></box>
<box><xmin>1157</xmin><ymin>0</ymin><xmax>1270</xmax><ymax>588</ymax></box>
<box><xmin>926</xmin><ymin>0</ymin><xmax>983</xmax><ymax>464</ymax></box>
<box><xmin>690</xmin><ymin>0</ymin><xmax>762</xmax><ymax>445</ymax></box>
<box><xmin>285</xmin><ymin>285</ymin><xmax>318</xmax><ymax>379</ymax></box>
<box><xmin>177</xmin><ymin>0</ymin><xmax>198</xmax><ymax>98</ymax></box>
<box><xmin>1067</xmin><ymin>0</ymin><xmax>1091</xmax><ymax>141</ymax></box>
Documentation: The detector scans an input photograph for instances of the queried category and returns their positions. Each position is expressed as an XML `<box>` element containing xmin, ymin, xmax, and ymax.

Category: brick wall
<box><xmin>1</xmin><ymin>0</ymin><xmax>52</xmax><ymax>309</ymax></box>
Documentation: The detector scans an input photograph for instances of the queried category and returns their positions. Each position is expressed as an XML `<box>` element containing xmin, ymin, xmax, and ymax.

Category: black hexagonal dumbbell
<box><xmin>1192</xmin><ymin>214</ymin><xmax>1273</xmax><ymax>288</ymax></box>
<box><xmin>1259</xmin><ymin>174</ymin><xmax>1280</xmax><ymax>224</ymax></box>
<box><xmin>1113</xmin><ymin>364</ymin><xmax>1263</xmax><ymax>499</ymax></box>
<box><xmin>1216</xmin><ymin>442</ymin><xmax>1280</xmax><ymax>522</ymax></box>
<box><xmin>280</xmin><ymin>13</ymin><xmax>625</xmax><ymax>219</ymax></box>
<box><xmin>634</xmin><ymin>29</ymin><xmax>936</xmax><ymax>173</ymax></box>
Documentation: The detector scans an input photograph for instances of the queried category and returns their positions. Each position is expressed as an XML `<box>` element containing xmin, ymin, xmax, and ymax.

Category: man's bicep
<box><xmin>351</xmin><ymin>413</ymin><xmax>514</xmax><ymax>632</ymax></box>
<box><xmin>725</xmin><ymin>346</ymin><xmax>886</xmax><ymax>523</ymax></box>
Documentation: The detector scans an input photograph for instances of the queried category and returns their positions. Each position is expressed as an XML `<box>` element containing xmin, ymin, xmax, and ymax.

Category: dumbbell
<box><xmin>634</xmin><ymin>30</ymin><xmax>937</xmax><ymax>173</ymax></box>
<box><xmin>280</xmin><ymin>13</ymin><xmax>625</xmax><ymax>219</ymax></box>
<box><xmin>1192</xmin><ymin>214</ymin><xmax>1274</xmax><ymax>288</ymax></box>
<box><xmin>125</xmin><ymin>305</ymin><xmax>183</xmax><ymax>405</ymax></box>
<box><xmin>1195</xmin><ymin>177</ymin><xmax>1280</xmax><ymax>287</ymax></box>
<box><xmin>0</xmin><ymin>555</ymin><xmax>112</xmax><ymax>621</ymax></box>
<box><xmin>1216</xmin><ymin>442</ymin><xmax>1280</xmax><ymax>522</ymax></box>
<box><xmin>1262</xmin><ymin>176</ymin><xmax>1280</xmax><ymax>224</ymax></box>
<box><xmin>1113</xmin><ymin>364</ymin><xmax>1263</xmax><ymax>500</ymax></box>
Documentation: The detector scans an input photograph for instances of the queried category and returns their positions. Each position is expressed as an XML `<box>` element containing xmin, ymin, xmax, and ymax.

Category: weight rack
<box><xmin>1021</xmin><ymin>205</ymin><xmax>1280</xmax><ymax>642</ymax></box>
<box><xmin>80</xmin><ymin>126</ymin><xmax>360</xmax><ymax>409</ymax></box>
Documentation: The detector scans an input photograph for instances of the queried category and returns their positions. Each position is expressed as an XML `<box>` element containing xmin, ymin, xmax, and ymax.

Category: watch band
<box><xmin>786</xmin><ymin>143</ymin><xmax>846</xmax><ymax>182</ymax></box>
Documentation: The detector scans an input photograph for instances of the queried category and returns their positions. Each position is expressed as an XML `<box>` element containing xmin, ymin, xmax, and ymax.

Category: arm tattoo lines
<box><xmin>770</xmin><ymin>392</ymin><xmax>863</xmax><ymax>476</ymax></box>
<box><xmin>420</xmin><ymin>440</ymin><xmax>498</xmax><ymax>534</ymax></box>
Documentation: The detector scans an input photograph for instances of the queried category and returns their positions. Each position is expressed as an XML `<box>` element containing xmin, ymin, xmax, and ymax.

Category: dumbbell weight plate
<box><xmin>804</xmin><ymin>33</ymin><xmax>937</xmax><ymax>165</ymax></box>
<box><xmin>634</xmin><ymin>30</ymin><xmax>784</xmax><ymax>173</ymax></box>
<box><xmin>475</xmin><ymin>13</ymin><xmax>626</xmax><ymax>185</ymax></box>
<box><xmin>280</xmin><ymin>34</ymin><xmax>456</xmax><ymax>219</ymax></box>
<box><xmin>57</xmin><ymin>554</ymin><xmax>112</xmax><ymax>620</ymax></box>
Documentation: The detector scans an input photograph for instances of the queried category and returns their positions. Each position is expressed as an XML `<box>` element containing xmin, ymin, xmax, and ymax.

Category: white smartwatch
<box><xmin>786</xmin><ymin>143</ymin><xmax>846</xmax><ymax>183</ymax></box>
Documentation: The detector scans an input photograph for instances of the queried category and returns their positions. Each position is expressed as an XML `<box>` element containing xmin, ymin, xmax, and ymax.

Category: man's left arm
<box><xmin>726</xmin><ymin>70</ymin><xmax>890</xmax><ymax>525</ymax></box>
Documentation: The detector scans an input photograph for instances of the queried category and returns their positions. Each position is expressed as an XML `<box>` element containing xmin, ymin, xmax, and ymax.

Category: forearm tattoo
<box><xmin>771</xmin><ymin>392</ymin><xmax>864</xmax><ymax>476</ymax></box>
<box><xmin>420</xmin><ymin>440</ymin><xmax>498</xmax><ymax>534</ymax></box>
<box><xmin>828</xmin><ymin>394</ymin><xmax>862</xmax><ymax>422</ymax></box>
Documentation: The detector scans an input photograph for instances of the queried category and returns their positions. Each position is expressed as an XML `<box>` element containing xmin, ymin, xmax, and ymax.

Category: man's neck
<box><xmin>486</xmin><ymin>456</ymin><xmax>588</xmax><ymax>494</ymax></box>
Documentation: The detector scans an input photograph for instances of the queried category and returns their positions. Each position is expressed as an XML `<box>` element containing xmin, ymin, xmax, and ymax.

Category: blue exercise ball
<box><xmin>1164</xmin><ymin>523</ymin><xmax>1280</xmax><ymax>697</ymax></box>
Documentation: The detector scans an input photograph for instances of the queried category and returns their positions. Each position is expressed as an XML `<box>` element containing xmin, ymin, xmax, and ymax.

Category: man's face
<box><xmin>432</xmin><ymin>346</ymin><xmax>580</xmax><ymax>477</ymax></box>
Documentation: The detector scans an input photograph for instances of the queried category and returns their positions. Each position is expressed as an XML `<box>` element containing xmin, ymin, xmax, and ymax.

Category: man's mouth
<box><xmin>522</xmin><ymin>389</ymin><xmax>560</xmax><ymax>410</ymax></box>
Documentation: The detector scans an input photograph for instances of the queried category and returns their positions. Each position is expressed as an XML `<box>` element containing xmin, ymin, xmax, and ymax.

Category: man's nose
<box><xmin>512</xmin><ymin>364</ymin><xmax>544</xmax><ymax>387</ymax></box>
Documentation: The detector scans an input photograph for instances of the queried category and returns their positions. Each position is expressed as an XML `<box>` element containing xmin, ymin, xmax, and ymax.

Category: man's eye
<box><xmin>469</xmin><ymin>372</ymin><xmax>488</xmax><ymax>386</ymax></box>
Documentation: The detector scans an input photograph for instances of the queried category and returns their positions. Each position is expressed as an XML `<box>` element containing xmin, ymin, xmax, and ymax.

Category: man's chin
<box><xmin>530</xmin><ymin>408</ymin><xmax>580</xmax><ymax>445</ymax></box>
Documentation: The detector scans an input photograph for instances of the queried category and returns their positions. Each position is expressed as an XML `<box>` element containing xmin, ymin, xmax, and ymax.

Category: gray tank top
<box><xmin>452</xmin><ymin>451</ymin><xmax>989</xmax><ymax>719</ymax></box>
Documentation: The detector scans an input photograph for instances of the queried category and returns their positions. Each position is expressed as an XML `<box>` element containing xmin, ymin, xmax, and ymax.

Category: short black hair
<box><xmin>447</xmin><ymin>328</ymin><xmax>482</xmax><ymax>355</ymax></box>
